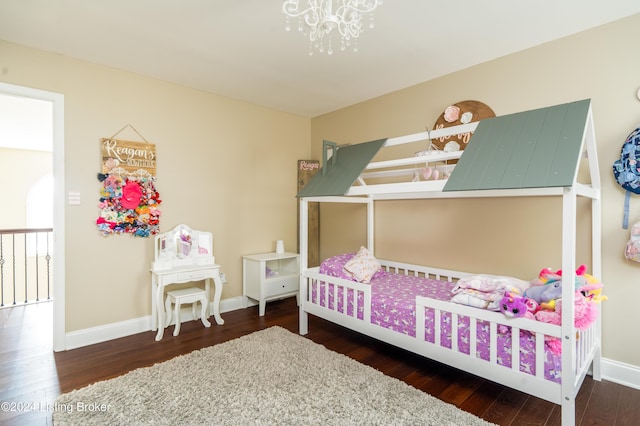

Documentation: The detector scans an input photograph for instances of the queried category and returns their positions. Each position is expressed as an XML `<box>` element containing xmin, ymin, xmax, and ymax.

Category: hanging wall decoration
<box><xmin>95</xmin><ymin>125</ymin><xmax>162</xmax><ymax>237</ymax></box>
<box><xmin>431</xmin><ymin>100</ymin><xmax>495</xmax><ymax>163</ymax></box>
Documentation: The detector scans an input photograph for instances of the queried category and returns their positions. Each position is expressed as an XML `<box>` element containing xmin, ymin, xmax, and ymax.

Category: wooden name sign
<box><xmin>100</xmin><ymin>138</ymin><xmax>157</xmax><ymax>176</ymax></box>
<box><xmin>432</xmin><ymin>100</ymin><xmax>495</xmax><ymax>154</ymax></box>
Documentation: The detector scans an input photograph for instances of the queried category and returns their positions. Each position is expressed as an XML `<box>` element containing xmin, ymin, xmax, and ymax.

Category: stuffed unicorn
<box><xmin>534</xmin><ymin>291</ymin><xmax>600</xmax><ymax>354</ymax></box>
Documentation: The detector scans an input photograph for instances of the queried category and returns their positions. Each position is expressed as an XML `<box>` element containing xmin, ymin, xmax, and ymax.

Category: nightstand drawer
<box><xmin>264</xmin><ymin>276</ymin><xmax>299</xmax><ymax>298</ymax></box>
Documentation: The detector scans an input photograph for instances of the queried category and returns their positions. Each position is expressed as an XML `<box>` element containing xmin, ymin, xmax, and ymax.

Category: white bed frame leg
<box><xmin>299</xmin><ymin>309</ymin><xmax>308</xmax><ymax>335</ymax></box>
<box><xmin>592</xmin><ymin>344</ymin><xmax>602</xmax><ymax>381</ymax></box>
<box><xmin>562</xmin><ymin>399</ymin><xmax>576</xmax><ymax>425</ymax></box>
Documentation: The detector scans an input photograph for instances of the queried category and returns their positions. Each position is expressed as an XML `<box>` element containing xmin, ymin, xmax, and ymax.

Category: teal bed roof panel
<box><xmin>297</xmin><ymin>138</ymin><xmax>387</xmax><ymax>197</ymax></box>
<box><xmin>443</xmin><ymin>99</ymin><xmax>590</xmax><ymax>191</ymax></box>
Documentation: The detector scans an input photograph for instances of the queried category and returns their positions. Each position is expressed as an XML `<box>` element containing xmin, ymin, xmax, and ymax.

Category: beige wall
<box><xmin>311</xmin><ymin>14</ymin><xmax>640</xmax><ymax>367</ymax></box>
<box><xmin>0</xmin><ymin>40</ymin><xmax>310</xmax><ymax>331</ymax></box>
<box><xmin>1</xmin><ymin>13</ymin><xmax>638</xmax><ymax>370</ymax></box>
<box><xmin>0</xmin><ymin>148</ymin><xmax>52</xmax><ymax>228</ymax></box>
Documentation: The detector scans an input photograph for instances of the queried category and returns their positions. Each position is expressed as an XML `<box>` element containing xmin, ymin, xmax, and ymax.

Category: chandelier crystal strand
<box><xmin>282</xmin><ymin>0</ymin><xmax>382</xmax><ymax>55</ymax></box>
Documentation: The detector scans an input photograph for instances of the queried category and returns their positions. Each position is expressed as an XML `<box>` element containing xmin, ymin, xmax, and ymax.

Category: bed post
<box><xmin>367</xmin><ymin>197</ymin><xmax>374</xmax><ymax>253</ymax></box>
<box><xmin>561</xmin><ymin>186</ymin><xmax>577</xmax><ymax>425</ymax></box>
<box><xmin>585</xmin><ymin>108</ymin><xmax>602</xmax><ymax>278</ymax></box>
<box><xmin>299</xmin><ymin>197</ymin><xmax>309</xmax><ymax>335</ymax></box>
<box><xmin>585</xmin><ymin>108</ymin><xmax>603</xmax><ymax>381</ymax></box>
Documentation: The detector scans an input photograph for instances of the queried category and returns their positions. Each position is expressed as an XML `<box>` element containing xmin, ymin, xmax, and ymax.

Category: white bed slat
<box><xmin>382</xmin><ymin>122</ymin><xmax>479</xmax><ymax>147</ymax></box>
<box><xmin>451</xmin><ymin>313</ymin><xmax>459</xmax><ymax>352</ymax></box>
<box><xmin>535</xmin><ymin>333</ymin><xmax>545</xmax><ymax>379</ymax></box>
<box><xmin>434</xmin><ymin>309</ymin><xmax>441</xmax><ymax>347</ymax></box>
<box><xmin>364</xmin><ymin>151</ymin><xmax>463</xmax><ymax>171</ymax></box>
<box><xmin>305</xmin><ymin>279</ymin><xmax>320</xmax><ymax>301</ymax></box>
<box><xmin>470</xmin><ymin>317</ymin><xmax>478</xmax><ymax>360</ymax></box>
<box><xmin>323</xmin><ymin>279</ymin><xmax>329</xmax><ymax>311</ymax></box>
<box><xmin>342</xmin><ymin>284</ymin><xmax>348</xmax><ymax>316</ymax></box>
<box><xmin>577</xmin><ymin>330</ymin><xmax>584</xmax><ymax>371</ymax></box>
<box><xmin>511</xmin><ymin>327</ymin><xmax>521</xmax><ymax>372</ymax></box>
<box><xmin>490</xmin><ymin>322</ymin><xmax>498</xmax><ymax>365</ymax></box>
<box><xmin>416</xmin><ymin>306</ymin><xmax>425</xmax><ymax>342</ymax></box>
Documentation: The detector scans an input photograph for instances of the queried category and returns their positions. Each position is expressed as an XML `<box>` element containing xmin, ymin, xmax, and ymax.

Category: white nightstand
<box><xmin>242</xmin><ymin>252</ymin><xmax>299</xmax><ymax>316</ymax></box>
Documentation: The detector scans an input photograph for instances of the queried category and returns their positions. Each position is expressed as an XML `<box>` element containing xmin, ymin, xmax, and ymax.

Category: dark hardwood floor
<box><xmin>1</xmin><ymin>298</ymin><xmax>638</xmax><ymax>425</ymax></box>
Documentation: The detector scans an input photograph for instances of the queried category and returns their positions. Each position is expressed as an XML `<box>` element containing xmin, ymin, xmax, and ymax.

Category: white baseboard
<box><xmin>64</xmin><ymin>296</ymin><xmax>246</xmax><ymax>350</ymax></box>
<box><xmin>220</xmin><ymin>296</ymin><xmax>246</xmax><ymax>312</ymax></box>
<box><xmin>601</xmin><ymin>358</ymin><xmax>640</xmax><ymax>390</ymax></box>
<box><xmin>62</xmin><ymin>300</ymin><xmax>640</xmax><ymax>392</ymax></box>
<box><xmin>65</xmin><ymin>315</ymin><xmax>150</xmax><ymax>350</ymax></box>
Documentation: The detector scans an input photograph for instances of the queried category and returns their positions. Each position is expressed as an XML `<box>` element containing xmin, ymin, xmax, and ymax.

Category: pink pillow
<box><xmin>343</xmin><ymin>246</ymin><xmax>381</xmax><ymax>283</ymax></box>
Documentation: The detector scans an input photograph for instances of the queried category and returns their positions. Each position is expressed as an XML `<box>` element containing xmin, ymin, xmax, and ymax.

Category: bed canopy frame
<box><xmin>298</xmin><ymin>99</ymin><xmax>601</xmax><ymax>425</ymax></box>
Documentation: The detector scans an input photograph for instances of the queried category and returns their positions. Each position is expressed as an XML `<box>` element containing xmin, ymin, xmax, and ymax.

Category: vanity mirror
<box><xmin>177</xmin><ymin>229</ymin><xmax>192</xmax><ymax>258</ymax></box>
<box><xmin>152</xmin><ymin>224</ymin><xmax>214</xmax><ymax>271</ymax></box>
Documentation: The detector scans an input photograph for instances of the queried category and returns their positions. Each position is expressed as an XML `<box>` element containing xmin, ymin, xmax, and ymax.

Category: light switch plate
<box><xmin>68</xmin><ymin>191</ymin><xmax>81</xmax><ymax>205</ymax></box>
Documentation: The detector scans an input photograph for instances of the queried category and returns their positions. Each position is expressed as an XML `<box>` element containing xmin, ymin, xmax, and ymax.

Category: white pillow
<box><xmin>343</xmin><ymin>246</ymin><xmax>381</xmax><ymax>283</ymax></box>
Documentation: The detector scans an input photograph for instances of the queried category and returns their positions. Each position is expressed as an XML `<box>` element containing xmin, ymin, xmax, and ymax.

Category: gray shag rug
<box><xmin>54</xmin><ymin>326</ymin><xmax>494</xmax><ymax>425</ymax></box>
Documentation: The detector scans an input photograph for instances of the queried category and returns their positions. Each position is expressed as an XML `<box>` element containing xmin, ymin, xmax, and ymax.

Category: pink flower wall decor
<box><xmin>121</xmin><ymin>181</ymin><xmax>143</xmax><ymax>209</ymax></box>
<box><xmin>443</xmin><ymin>105</ymin><xmax>461</xmax><ymax>123</ymax></box>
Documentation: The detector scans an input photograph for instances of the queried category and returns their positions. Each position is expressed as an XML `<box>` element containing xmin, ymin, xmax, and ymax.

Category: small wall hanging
<box><xmin>95</xmin><ymin>124</ymin><xmax>162</xmax><ymax>237</ymax></box>
<box><xmin>297</xmin><ymin>160</ymin><xmax>320</xmax><ymax>266</ymax></box>
<box><xmin>431</xmin><ymin>100</ymin><xmax>496</xmax><ymax>162</ymax></box>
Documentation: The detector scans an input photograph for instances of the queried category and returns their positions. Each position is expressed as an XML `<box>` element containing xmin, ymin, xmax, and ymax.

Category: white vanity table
<box><xmin>151</xmin><ymin>224</ymin><xmax>224</xmax><ymax>341</ymax></box>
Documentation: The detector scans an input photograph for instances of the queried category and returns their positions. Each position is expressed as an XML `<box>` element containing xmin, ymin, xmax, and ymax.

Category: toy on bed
<box><xmin>524</xmin><ymin>280</ymin><xmax>562</xmax><ymax>310</ymax></box>
<box><xmin>497</xmin><ymin>292</ymin><xmax>537</xmax><ymax>336</ymax></box>
<box><xmin>499</xmin><ymin>292</ymin><xmax>537</xmax><ymax>319</ymax></box>
<box><xmin>522</xmin><ymin>265</ymin><xmax>607</xmax><ymax>354</ymax></box>
<box><xmin>525</xmin><ymin>264</ymin><xmax>606</xmax><ymax>311</ymax></box>
<box><xmin>534</xmin><ymin>291</ymin><xmax>600</xmax><ymax>354</ymax></box>
<box><xmin>534</xmin><ymin>291</ymin><xmax>599</xmax><ymax>329</ymax></box>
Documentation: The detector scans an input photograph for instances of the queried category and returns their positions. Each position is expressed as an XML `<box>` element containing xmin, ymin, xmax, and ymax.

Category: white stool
<box><xmin>164</xmin><ymin>287</ymin><xmax>211</xmax><ymax>336</ymax></box>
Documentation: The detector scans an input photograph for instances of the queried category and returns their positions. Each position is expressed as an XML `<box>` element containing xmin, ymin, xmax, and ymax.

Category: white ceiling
<box><xmin>0</xmin><ymin>1</ymin><xmax>639</xmax><ymax>119</ymax></box>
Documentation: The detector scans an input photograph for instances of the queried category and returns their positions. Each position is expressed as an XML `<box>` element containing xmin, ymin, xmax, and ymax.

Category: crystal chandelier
<box><xmin>282</xmin><ymin>0</ymin><xmax>382</xmax><ymax>55</ymax></box>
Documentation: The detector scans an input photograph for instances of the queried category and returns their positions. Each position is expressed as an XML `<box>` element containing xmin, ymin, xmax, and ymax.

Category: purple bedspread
<box><xmin>310</xmin><ymin>270</ymin><xmax>562</xmax><ymax>383</ymax></box>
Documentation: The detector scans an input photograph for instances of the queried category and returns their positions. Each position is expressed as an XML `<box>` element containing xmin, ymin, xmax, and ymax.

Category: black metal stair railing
<box><xmin>0</xmin><ymin>228</ymin><xmax>53</xmax><ymax>307</ymax></box>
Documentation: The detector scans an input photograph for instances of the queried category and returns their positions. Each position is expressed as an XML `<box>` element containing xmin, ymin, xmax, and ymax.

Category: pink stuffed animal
<box><xmin>534</xmin><ymin>291</ymin><xmax>598</xmax><ymax>329</ymax></box>
<box><xmin>534</xmin><ymin>291</ymin><xmax>599</xmax><ymax>354</ymax></box>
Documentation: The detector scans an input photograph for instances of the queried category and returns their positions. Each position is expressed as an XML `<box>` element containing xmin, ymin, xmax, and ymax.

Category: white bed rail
<box><xmin>378</xmin><ymin>260</ymin><xmax>470</xmax><ymax>282</ymax></box>
<box><xmin>303</xmin><ymin>267</ymin><xmax>372</xmax><ymax>325</ymax></box>
<box><xmin>348</xmin><ymin>122</ymin><xmax>479</xmax><ymax>193</ymax></box>
<box><xmin>414</xmin><ymin>295</ymin><xmax>598</xmax><ymax>405</ymax></box>
<box><xmin>300</xmin><ymin>260</ymin><xmax>600</xmax><ymax>407</ymax></box>
<box><xmin>415</xmin><ymin>295</ymin><xmax>561</xmax><ymax>402</ymax></box>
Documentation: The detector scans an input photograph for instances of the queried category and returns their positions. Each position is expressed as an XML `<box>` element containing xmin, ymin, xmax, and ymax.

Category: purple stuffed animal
<box><xmin>500</xmin><ymin>292</ymin><xmax>536</xmax><ymax>319</ymax></box>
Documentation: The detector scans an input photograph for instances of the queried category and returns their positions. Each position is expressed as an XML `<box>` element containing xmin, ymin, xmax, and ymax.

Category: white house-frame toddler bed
<box><xmin>297</xmin><ymin>99</ymin><xmax>602</xmax><ymax>425</ymax></box>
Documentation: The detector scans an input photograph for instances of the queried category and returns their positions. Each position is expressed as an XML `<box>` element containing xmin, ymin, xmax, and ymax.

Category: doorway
<box><xmin>0</xmin><ymin>82</ymin><xmax>65</xmax><ymax>351</ymax></box>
